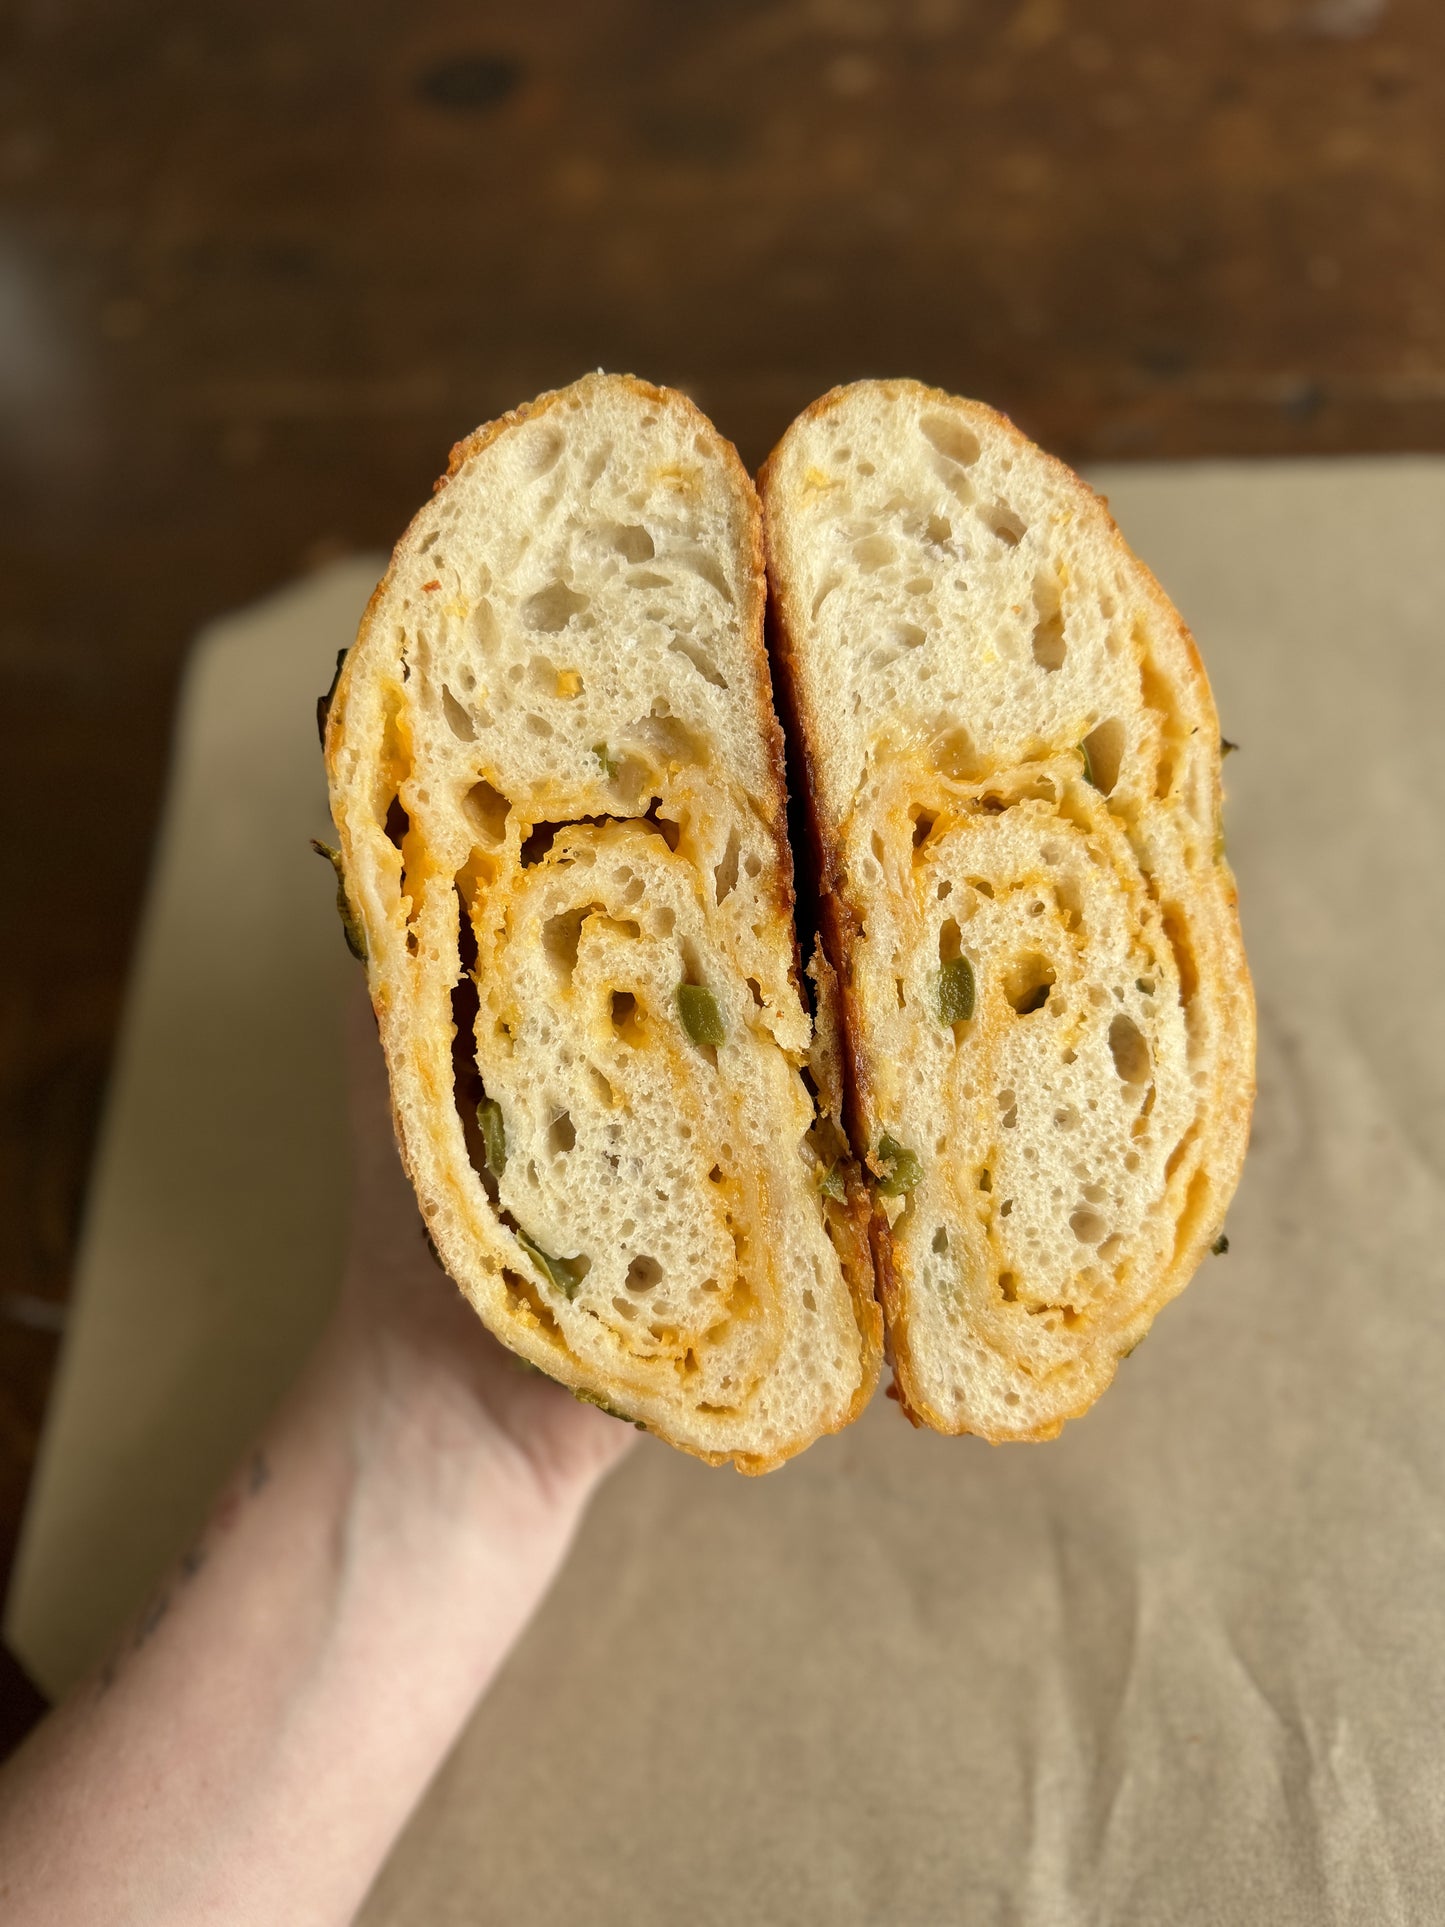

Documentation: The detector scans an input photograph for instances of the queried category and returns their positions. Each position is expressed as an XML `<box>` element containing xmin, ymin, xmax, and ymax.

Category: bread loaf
<box><xmin>760</xmin><ymin>380</ymin><xmax>1254</xmax><ymax>1442</ymax></box>
<box><xmin>322</xmin><ymin>374</ymin><xmax>880</xmax><ymax>1471</ymax></box>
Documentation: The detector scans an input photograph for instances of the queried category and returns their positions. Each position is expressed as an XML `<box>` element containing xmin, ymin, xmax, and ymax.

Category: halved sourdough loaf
<box><xmin>323</xmin><ymin>374</ymin><xmax>880</xmax><ymax>1471</ymax></box>
<box><xmin>760</xmin><ymin>381</ymin><xmax>1254</xmax><ymax>1442</ymax></box>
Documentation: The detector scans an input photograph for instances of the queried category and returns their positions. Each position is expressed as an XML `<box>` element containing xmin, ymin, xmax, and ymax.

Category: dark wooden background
<box><xmin>3</xmin><ymin>0</ymin><xmax>1442</xmax><ymax>1744</ymax></box>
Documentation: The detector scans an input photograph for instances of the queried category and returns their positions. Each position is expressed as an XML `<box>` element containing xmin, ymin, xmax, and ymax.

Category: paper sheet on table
<box><xmin>9</xmin><ymin>463</ymin><xmax>1445</xmax><ymax>1925</ymax></box>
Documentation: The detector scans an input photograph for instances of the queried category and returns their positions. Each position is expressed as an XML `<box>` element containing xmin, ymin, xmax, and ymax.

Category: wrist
<box><xmin>322</xmin><ymin>1284</ymin><xmax>608</xmax><ymax>1549</ymax></box>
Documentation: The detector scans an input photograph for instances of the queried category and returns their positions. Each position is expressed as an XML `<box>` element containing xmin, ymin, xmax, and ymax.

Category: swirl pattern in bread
<box><xmin>323</xmin><ymin>375</ymin><xmax>880</xmax><ymax>1470</ymax></box>
<box><xmin>760</xmin><ymin>381</ymin><xmax>1254</xmax><ymax>1441</ymax></box>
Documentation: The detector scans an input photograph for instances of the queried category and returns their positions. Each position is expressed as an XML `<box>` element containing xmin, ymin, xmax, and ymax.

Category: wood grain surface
<box><xmin>3</xmin><ymin>0</ymin><xmax>1442</xmax><ymax>1731</ymax></box>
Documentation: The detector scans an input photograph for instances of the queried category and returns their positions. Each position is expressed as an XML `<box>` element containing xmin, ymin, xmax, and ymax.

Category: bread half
<box><xmin>322</xmin><ymin>374</ymin><xmax>879</xmax><ymax>1471</ymax></box>
<box><xmin>760</xmin><ymin>381</ymin><xmax>1254</xmax><ymax>1442</ymax></box>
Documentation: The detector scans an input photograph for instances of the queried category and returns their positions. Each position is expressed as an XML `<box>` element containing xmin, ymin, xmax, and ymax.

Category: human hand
<box><xmin>0</xmin><ymin>983</ymin><xmax>637</xmax><ymax>1927</ymax></box>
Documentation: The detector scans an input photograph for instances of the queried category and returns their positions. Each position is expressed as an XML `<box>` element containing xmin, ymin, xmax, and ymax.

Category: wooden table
<box><xmin>3</xmin><ymin>0</ymin><xmax>1442</xmax><ymax>1746</ymax></box>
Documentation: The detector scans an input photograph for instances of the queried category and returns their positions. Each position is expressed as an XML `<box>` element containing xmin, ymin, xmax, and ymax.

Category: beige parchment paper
<box><xmin>9</xmin><ymin>462</ymin><xmax>1445</xmax><ymax>1925</ymax></box>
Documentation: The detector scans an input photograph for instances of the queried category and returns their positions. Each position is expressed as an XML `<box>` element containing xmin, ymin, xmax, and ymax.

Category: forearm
<box><xmin>0</xmin><ymin>1320</ymin><xmax>599</xmax><ymax>1927</ymax></box>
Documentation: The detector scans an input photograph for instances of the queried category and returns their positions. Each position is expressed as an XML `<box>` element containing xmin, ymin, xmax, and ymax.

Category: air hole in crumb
<box><xmin>526</xmin><ymin>714</ymin><xmax>553</xmax><ymax>738</ymax></box>
<box><xmin>1070</xmin><ymin>1207</ymin><xmax>1108</xmax><ymax>1244</ymax></box>
<box><xmin>932</xmin><ymin>1227</ymin><xmax>948</xmax><ymax>1253</ymax></box>
<box><xmin>527</xmin><ymin>427</ymin><xmax>565</xmax><ymax>476</ymax></box>
<box><xmin>679</xmin><ymin>548</ymin><xmax>734</xmax><ymax>604</ymax></box>
<box><xmin>611</xmin><ymin>990</ymin><xmax>644</xmax><ymax>1041</ymax></box>
<box><xmin>921</xmin><ymin>412</ymin><xmax>981</xmax><ymax>467</ymax></box>
<box><xmin>938</xmin><ymin>917</ymin><xmax>962</xmax><ymax>966</ymax></box>
<box><xmin>854</xmin><ymin>532</ymin><xmax>896</xmax><ymax>572</ymax></box>
<box><xmin>626</xmin><ymin>1254</ymin><xmax>662</xmax><ymax>1292</ymax></box>
<box><xmin>587</xmin><ymin>1066</ymin><xmax>614</xmax><ymax>1107</ymax></box>
<box><xmin>1004</xmin><ymin>1390</ymin><xmax>1021</xmax><ymax>1406</ymax></box>
<box><xmin>933</xmin><ymin>727</ymin><xmax>979</xmax><ymax>781</ymax></box>
<box><xmin>1055</xmin><ymin>878</ymin><xmax>1084</xmax><ymax>929</ymax></box>
<box><xmin>912</xmin><ymin>809</ymin><xmax>937</xmax><ymax>850</ymax></box>
<box><xmin>905</xmin><ymin>576</ymin><xmax>933</xmax><ymax>596</ymax></box>
<box><xmin>669</xmin><ymin>636</ymin><xmax>728</xmax><ymax>688</ymax></box>
<box><xmin>812</xmin><ymin>575</ymin><xmax>841</xmax><ymax>618</ymax></box>
<box><xmin>519</xmin><ymin>821</ymin><xmax>560</xmax><ymax>866</ymax></box>
<box><xmin>999</xmin><ymin>1271</ymin><xmax>1018</xmax><ymax>1302</ymax></box>
<box><xmin>982</xmin><ymin>501</ymin><xmax>1027</xmax><ymax>546</ymax></box>
<box><xmin>1109</xmin><ymin>1013</ymin><xmax>1151</xmax><ymax>1084</ymax></box>
<box><xmin>926</xmin><ymin>513</ymin><xmax>952</xmax><ymax>546</ymax></box>
<box><xmin>978</xmin><ymin>1169</ymin><xmax>992</xmax><ymax>1191</ymax></box>
<box><xmin>998</xmin><ymin>1090</ymin><xmax>1018</xmax><ymax>1129</ymax></box>
<box><xmin>610</xmin><ymin>523</ymin><xmax>654</xmax><ymax>562</ymax></box>
<box><xmin>1031</xmin><ymin>572</ymin><xmax>1067</xmax><ymax>672</ymax></box>
<box><xmin>523</xmin><ymin>582</ymin><xmax>588</xmax><ymax>632</ymax></box>
<box><xmin>642</xmin><ymin>800</ymin><xmax>683</xmax><ymax>851</ymax></box>
<box><xmin>543</xmin><ymin>904</ymin><xmax>598</xmax><ymax>980</ymax></box>
<box><xmin>1004</xmin><ymin>953</ymin><xmax>1056</xmax><ymax>1014</ymax></box>
<box><xmin>384</xmin><ymin>796</ymin><xmax>409</xmax><ymax>850</ymax></box>
<box><xmin>714</xmin><ymin>828</ymin><xmax>740</xmax><ymax>902</ymax></box>
<box><xmin>442</xmin><ymin>687</ymin><xmax>475</xmax><ymax>741</ymax></box>
<box><xmin>1083</xmin><ymin>717</ymin><xmax>1126</xmax><ymax>795</ymax></box>
<box><xmin>549</xmin><ymin>1112</ymin><xmax>575</xmax><ymax>1155</ymax></box>
<box><xmin>465</xmin><ymin>780</ymin><xmax>510</xmax><ymax>845</ymax></box>
<box><xmin>1162</xmin><ymin>908</ymin><xmax>1198</xmax><ymax>1003</ymax></box>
